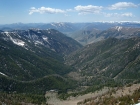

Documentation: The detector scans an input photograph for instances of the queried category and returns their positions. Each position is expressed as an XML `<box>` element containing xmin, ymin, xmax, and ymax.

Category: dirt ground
<box><xmin>45</xmin><ymin>84</ymin><xmax>140</xmax><ymax>105</ymax></box>
<box><xmin>112</xmin><ymin>84</ymin><xmax>140</xmax><ymax>97</ymax></box>
<box><xmin>45</xmin><ymin>87</ymin><xmax>110</xmax><ymax>105</ymax></box>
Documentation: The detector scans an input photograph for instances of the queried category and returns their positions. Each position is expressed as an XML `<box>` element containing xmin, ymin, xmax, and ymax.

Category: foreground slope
<box><xmin>0</xmin><ymin>74</ymin><xmax>75</xmax><ymax>94</ymax></box>
<box><xmin>0</xmin><ymin>74</ymin><xmax>76</xmax><ymax>105</ymax></box>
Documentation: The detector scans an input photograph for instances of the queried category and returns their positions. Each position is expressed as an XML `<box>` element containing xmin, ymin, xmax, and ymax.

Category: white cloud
<box><xmin>29</xmin><ymin>7</ymin><xmax>65</xmax><ymax>15</ymax></box>
<box><xmin>108</xmin><ymin>2</ymin><xmax>138</xmax><ymax>10</ymax></box>
<box><xmin>75</xmin><ymin>5</ymin><xmax>103</xmax><ymax>15</ymax></box>
<box><xmin>104</xmin><ymin>12</ymin><xmax>134</xmax><ymax>17</ymax></box>
<box><xmin>121</xmin><ymin>13</ymin><xmax>133</xmax><ymax>17</ymax></box>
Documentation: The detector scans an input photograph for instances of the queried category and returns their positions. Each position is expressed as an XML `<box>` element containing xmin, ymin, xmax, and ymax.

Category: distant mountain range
<box><xmin>1</xmin><ymin>22</ymin><xmax>140</xmax><ymax>46</ymax></box>
<box><xmin>0</xmin><ymin>22</ymin><xmax>140</xmax><ymax>104</ymax></box>
<box><xmin>0</xmin><ymin>21</ymin><xmax>140</xmax><ymax>32</ymax></box>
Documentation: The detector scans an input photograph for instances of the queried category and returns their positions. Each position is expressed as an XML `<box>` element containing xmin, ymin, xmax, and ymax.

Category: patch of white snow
<box><xmin>4</xmin><ymin>31</ymin><xmax>25</xmax><ymax>46</ymax></box>
<box><xmin>51</xmin><ymin>23</ymin><xmax>57</xmax><ymax>27</ymax></box>
<box><xmin>0</xmin><ymin>72</ymin><xmax>7</xmax><ymax>77</ymax></box>
<box><xmin>115</xmin><ymin>26</ymin><xmax>122</xmax><ymax>31</ymax></box>
<box><xmin>4</xmin><ymin>31</ymin><xmax>10</xmax><ymax>36</ymax></box>
<box><xmin>12</xmin><ymin>39</ymin><xmax>25</xmax><ymax>46</ymax></box>
<box><xmin>35</xmin><ymin>41</ymin><xmax>43</xmax><ymax>45</ymax></box>
<box><xmin>42</xmin><ymin>36</ymin><xmax>50</xmax><ymax>44</ymax></box>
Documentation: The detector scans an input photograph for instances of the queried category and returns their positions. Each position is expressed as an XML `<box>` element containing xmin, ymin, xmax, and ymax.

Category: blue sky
<box><xmin>0</xmin><ymin>0</ymin><xmax>140</xmax><ymax>24</ymax></box>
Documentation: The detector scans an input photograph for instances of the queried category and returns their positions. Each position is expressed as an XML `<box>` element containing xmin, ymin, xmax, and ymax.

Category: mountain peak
<box><xmin>112</xmin><ymin>26</ymin><xmax>123</xmax><ymax>31</ymax></box>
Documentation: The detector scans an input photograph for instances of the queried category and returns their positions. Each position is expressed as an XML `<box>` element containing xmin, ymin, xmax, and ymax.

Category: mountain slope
<box><xmin>1</xmin><ymin>29</ymin><xmax>82</xmax><ymax>54</ymax></box>
<box><xmin>0</xmin><ymin>74</ymin><xmax>76</xmax><ymax>94</ymax></box>
<box><xmin>65</xmin><ymin>38</ymin><xmax>140</xmax><ymax>82</ymax></box>
<box><xmin>0</xmin><ymin>74</ymin><xmax>77</xmax><ymax>105</ymax></box>
<box><xmin>72</xmin><ymin>27</ymin><xmax>140</xmax><ymax>45</ymax></box>
<box><xmin>0</xmin><ymin>29</ymin><xmax>81</xmax><ymax>103</ymax></box>
<box><xmin>0</xmin><ymin>29</ymin><xmax>82</xmax><ymax>81</ymax></box>
<box><xmin>71</xmin><ymin>29</ymin><xmax>101</xmax><ymax>45</ymax></box>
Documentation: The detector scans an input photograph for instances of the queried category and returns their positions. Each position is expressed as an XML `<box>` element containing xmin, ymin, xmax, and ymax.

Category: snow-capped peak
<box><xmin>114</xmin><ymin>26</ymin><xmax>123</xmax><ymax>31</ymax></box>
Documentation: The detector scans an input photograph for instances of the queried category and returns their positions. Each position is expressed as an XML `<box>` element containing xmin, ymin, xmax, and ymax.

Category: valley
<box><xmin>0</xmin><ymin>22</ymin><xmax>140</xmax><ymax>105</ymax></box>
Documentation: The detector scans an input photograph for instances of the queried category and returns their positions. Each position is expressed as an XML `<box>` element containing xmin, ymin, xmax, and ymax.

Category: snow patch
<box><xmin>51</xmin><ymin>23</ymin><xmax>57</xmax><ymax>27</ymax></box>
<box><xmin>4</xmin><ymin>31</ymin><xmax>10</xmax><ymax>36</ymax></box>
<box><xmin>0</xmin><ymin>72</ymin><xmax>7</xmax><ymax>77</ymax></box>
<box><xmin>43</xmin><ymin>36</ymin><xmax>50</xmax><ymax>44</ymax></box>
<box><xmin>4</xmin><ymin>31</ymin><xmax>25</xmax><ymax>46</ymax></box>
<box><xmin>51</xmin><ymin>49</ymin><xmax>56</xmax><ymax>52</ymax></box>
<box><xmin>115</xmin><ymin>26</ymin><xmax>122</xmax><ymax>31</ymax></box>
<box><xmin>12</xmin><ymin>39</ymin><xmax>25</xmax><ymax>46</ymax></box>
<box><xmin>35</xmin><ymin>41</ymin><xmax>43</xmax><ymax>45</ymax></box>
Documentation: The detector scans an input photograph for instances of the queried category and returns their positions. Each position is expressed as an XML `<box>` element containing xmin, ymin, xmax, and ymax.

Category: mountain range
<box><xmin>0</xmin><ymin>22</ymin><xmax>140</xmax><ymax>104</ymax></box>
<box><xmin>72</xmin><ymin>26</ymin><xmax>140</xmax><ymax>45</ymax></box>
<box><xmin>1</xmin><ymin>22</ymin><xmax>140</xmax><ymax>46</ymax></box>
<box><xmin>65</xmin><ymin>37</ymin><xmax>140</xmax><ymax>85</ymax></box>
<box><xmin>1</xmin><ymin>21</ymin><xmax>140</xmax><ymax>32</ymax></box>
<box><xmin>0</xmin><ymin>29</ymin><xmax>81</xmax><ymax>95</ymax></box>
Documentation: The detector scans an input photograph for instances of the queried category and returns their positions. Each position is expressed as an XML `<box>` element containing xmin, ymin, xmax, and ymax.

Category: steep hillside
<box><xmin>0</xmin><ymin>74</ymin><xmax>76</xmax><ymax>94</ymax></box>
<box><xmin>0</xmin><ymin>29</ymin><xmax>81</xmax><ymax>104</ymax></box>
<box><xmin>65</xmin><ymin>38</ymin><xmax>140</xmax><ymax>82</ymax></box>
<box><xmin>0</xmin><ymin>74</ymin><xmax>76</xmax><ymax>105</ymax></box>
<box><xmin>71</xmin><ymin>29</ymin><xmax>101</xmax><ymax>45</ymax></box>
<box><xmin>0</xmin><ymin>29</ymin><xmax>82</xmax><ymax>81</ymax></box>
<box><xmin>1</xmin><ymin>29</ymin><xmax>82</xmax><ymax>54</ymax></box>
<box><xmin>97</xmin><ymin>26</ymin><xmax>140</xmax><ymax>39</ymax></box>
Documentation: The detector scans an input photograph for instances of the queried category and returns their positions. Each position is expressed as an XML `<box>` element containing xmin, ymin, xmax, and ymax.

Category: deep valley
<box><xmin>0</xmin><ymin>22</ymin><xmax>140</xmax><ymax>105</ymax></box>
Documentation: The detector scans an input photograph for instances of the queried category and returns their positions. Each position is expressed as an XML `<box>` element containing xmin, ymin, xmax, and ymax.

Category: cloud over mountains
<box><xmin>29</xmin><ymin>2</ymin><xmax>139</xmax><ymax>15</ymax></box>
<box><xmin>29</xmin><ymin>7</ymin><xmax>65</xmax><ymax>15</ymax></box>
<box><xmin>28</xmin><ymin>2</ymin><xmax>139</xmax><ymax>21</ymax></box>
